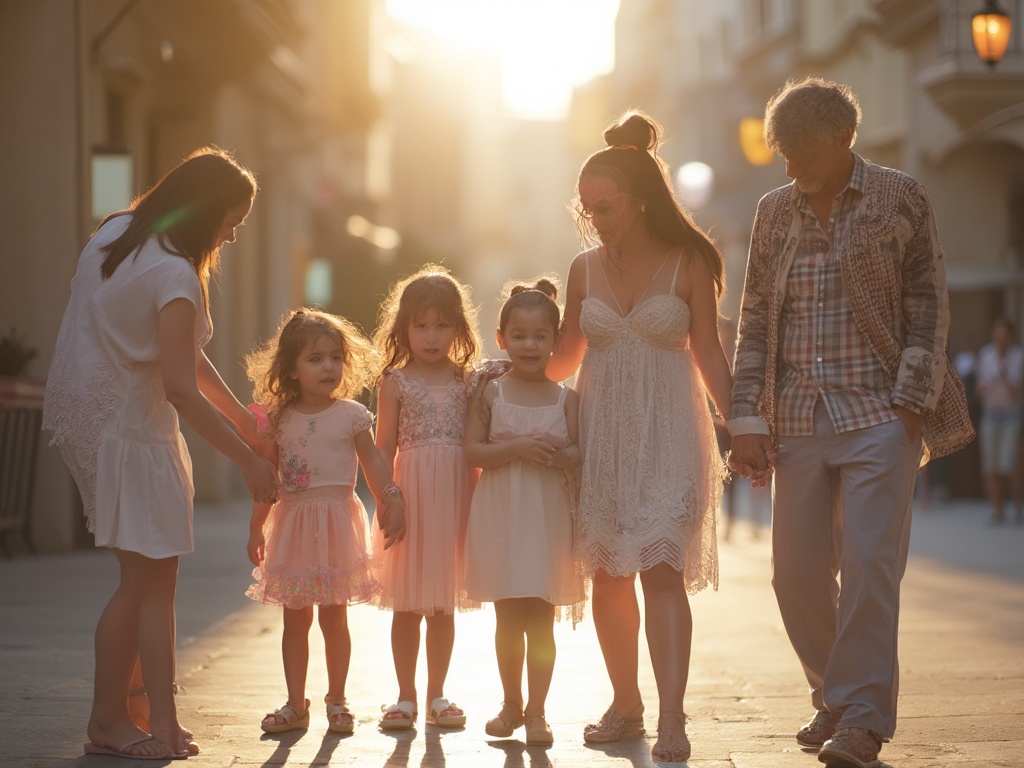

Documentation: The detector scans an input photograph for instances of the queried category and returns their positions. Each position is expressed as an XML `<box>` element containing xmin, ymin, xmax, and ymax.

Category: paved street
<box><xmin>2</xmin><ymin>493</ymin><xmax>1022</xmax><ymax>767</ymax></box>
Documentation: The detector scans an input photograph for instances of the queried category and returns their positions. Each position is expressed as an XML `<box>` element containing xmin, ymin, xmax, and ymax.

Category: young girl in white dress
<box><xmin>464</xmin><ymin>278</ymin><xmax>585</xmax><ymax>746</ymax></box>
<box><xmin>371</xmin><ymin>266</ymin><xmax>483</xmax><ymax>730</ymax></box>
<box><xmin>245</xmin><ymin>308</ymin><xmax>406</xmax><ymax>735</ymax></box>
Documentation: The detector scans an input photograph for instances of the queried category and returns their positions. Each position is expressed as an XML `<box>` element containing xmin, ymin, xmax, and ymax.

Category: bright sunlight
<box><xmin>386</xmin><ymin>0</ymin><xmax>619</xmax><ymax>120</ymax></box>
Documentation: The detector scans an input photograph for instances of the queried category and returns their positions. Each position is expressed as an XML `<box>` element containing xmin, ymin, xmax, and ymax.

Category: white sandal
<box><xmin>326</xmin><ymin>701</ymin><xmax>354</xmax><ymax>734</ymax></box>
<box><xmin>379</xmin><ymin>700</ymin><xmax>417</xmax><ymax>730</ymax></box>
<box><xmin>261</xmin><ymin>699</ymin><xmax>310</xmax><ymax>733</ymax></box>
<box><xmin>426</xmin><ymin>696</ymin><xmax>466</xmax><ymax>727</ymax></box>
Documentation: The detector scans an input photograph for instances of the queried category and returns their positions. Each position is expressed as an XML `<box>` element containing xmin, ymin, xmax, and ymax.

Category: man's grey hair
<box><xmin>764</xmin><ymin>77</ymin><xmax>861</xmax><ymax>155</ymax></box>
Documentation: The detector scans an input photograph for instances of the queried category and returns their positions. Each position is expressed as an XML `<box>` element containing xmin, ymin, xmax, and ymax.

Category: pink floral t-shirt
<box><xmin>275</xmin><ymin>400</ymin><xmax>373</xmax><ymax>492</ymax></box>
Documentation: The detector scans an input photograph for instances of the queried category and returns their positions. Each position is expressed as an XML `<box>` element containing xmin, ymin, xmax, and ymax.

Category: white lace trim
<box><xmin>42</xmin><ymin>359</ymin><xmax>119</xmax><ymax>531</ymax></box>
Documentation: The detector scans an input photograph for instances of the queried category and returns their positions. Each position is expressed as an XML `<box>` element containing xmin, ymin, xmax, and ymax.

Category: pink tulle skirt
<box><xmin>372</xmin><ymin>443</ymin><xmax>479</xmax><ymax>615</ymax></box>
<box><xmin>247</xmin><ymin>486</ymin><xmax>378</xmax><ymax>609</ymax></box>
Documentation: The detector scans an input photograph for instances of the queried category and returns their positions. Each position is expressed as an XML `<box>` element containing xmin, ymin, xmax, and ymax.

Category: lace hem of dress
<box><xmin>246</xmin><ymin>561</ymin><xmax>380</xmax><ymax>609</ymax></box>
<box><xmin>42</xmin><ymin>360</ymin><xmax>119</xmax><ymax>532</ymax></box>
<box><xmin>577</xmin><ymin>475</ymin><xmax>723</xmax><ymax>595</ymax></box>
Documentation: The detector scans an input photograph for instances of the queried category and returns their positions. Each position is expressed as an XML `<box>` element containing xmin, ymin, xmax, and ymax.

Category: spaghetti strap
<box><xmin>584</xmin><ymin>249</ymin><xmax>592</xmax><ymax>298</ymax></box>
<box><xmin>494</xmin><ymin>379</ymin><xmax>505</xmax><ymax>402</ymax></box>
<box><xmin>556</xmin><ymin>384</ymin><xmax>567</xmax><ymax>407</ymax></box>
<box><xmin>669</xmin><ymin>250</ymin><xmax>683</xmax><ymax>292</ymax></box>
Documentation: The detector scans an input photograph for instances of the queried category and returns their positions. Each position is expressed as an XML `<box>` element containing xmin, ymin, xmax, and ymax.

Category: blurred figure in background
<box><xmin>976</xmin><ymin>316</ymin><xmax>1024</xmax><ymax>524</ymax></box>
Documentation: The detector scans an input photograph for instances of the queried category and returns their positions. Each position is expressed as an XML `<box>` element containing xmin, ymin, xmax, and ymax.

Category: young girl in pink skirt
<box><xmin>371</xmin><ymin>266</ymin><xmax>483</xmax><ymax>730</ymax></box>
<box><xmin>245</xmin><ymin>308</ymin><xmax>406</xmax><ymax>735</ymax></box>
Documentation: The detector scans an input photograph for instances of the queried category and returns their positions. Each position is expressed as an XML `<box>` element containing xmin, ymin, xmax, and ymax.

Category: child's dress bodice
<box><xmin>276</xmin><ymin>400</ymin><xmax>372</xmax><ymax>492</ymax></box>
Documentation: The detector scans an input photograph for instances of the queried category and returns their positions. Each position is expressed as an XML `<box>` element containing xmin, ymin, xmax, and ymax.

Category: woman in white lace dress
<box><xmin>43</xmin><ymin>148</ymin><xmax>277</xmax><ymax>760</ymax></box>
<box><xmin>547</xmin><ymin>112</ymin><xmax>732</xmax><ymax>762</ymax></box>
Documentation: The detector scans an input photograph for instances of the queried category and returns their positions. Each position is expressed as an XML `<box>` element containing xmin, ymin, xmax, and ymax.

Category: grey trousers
<box><xmin>772</xmin><ymin>400</ymin><xmax>921</xmax><ymax>739</ymax></box>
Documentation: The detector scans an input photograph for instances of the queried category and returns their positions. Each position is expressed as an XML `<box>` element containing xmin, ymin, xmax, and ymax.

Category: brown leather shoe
<box><xmin>818</xmin><ymin>727</ymin><xmax>882</xmax><ymax>768</ymax></box>
<box><xmin>796</xmin><ymin>709</ymin><xmax>838</xmax><ymax>748</ymax></box>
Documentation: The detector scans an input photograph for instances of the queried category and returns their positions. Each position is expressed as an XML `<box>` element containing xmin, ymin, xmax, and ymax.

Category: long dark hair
<box><xmin>573</xmin><ymin>110</ymin><xmax>725</xmax><ymax>297</ymax></box>
<box><xmin>98</xmin><ymin>146</ymin><xmax>257</xmax><ymax>311</ymax></box>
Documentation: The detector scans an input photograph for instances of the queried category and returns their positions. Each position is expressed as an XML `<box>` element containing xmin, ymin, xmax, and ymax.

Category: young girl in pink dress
<box><xmin>371</xmin><ymin>266</ymin><xmax>483</xmax><ymax>730</ymax></box>
<box><xmin>464</xmin><ymin>279</ymin><xmax>585</xmax><ymax>747</ymax></box>
<box><xmin>245</xmin><ymin>308</ymin><xmax>406</xmax><ymax>735</ymax></box>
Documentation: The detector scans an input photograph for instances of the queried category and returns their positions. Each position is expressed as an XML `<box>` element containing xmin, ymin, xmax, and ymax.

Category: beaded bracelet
<box><xmin>380</xmin><ymin>483</ymin><xmax>403</xmax><ymax>502</ymax></box>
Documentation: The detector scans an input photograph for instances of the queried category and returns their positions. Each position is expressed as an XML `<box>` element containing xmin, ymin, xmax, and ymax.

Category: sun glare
<box><xmin>386</xmin><ymin>0</ymin><xmax>619</xmax><ymax>119</ymax></box>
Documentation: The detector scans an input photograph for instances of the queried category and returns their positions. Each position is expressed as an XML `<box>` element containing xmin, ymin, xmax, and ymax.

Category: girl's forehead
<box><xmin>301</xmin><ymin>331</ymin><xmax>343</xmax><ymax>353</ymax></box>
<box><xmin>578</xmin><ymin>174</ymin><xmax>622</xmax><ymax>203</ymax></box>
<box><xmin>411</xmin><ymin>304</ymin><xmax>453</xmax><ymax>323</ymax></box>
<box><xmin>506</xmin><ymin>305</ymin><xmax>556</xmax><ymax>330</ymax></box>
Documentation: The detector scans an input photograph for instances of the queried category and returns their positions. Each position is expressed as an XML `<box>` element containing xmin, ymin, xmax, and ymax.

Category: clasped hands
<box><xmin>727</xmin><ymin>433</ymin><xmax>777</xmax><ymax>488</ymax></box>
<box><xmin>377</xmin><ymin>493</ymin><xmax>407</xmax><ymax>551</ymax></box>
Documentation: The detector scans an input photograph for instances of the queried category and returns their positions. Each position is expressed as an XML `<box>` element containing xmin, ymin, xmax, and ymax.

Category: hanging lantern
<box><xmin>972</xmin><ymin>0</ymin><xmax>1013</xmax><ymax>68</ymax></box>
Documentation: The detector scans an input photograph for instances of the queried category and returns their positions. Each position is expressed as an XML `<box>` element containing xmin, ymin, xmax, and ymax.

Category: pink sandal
<box><xmin>426</xmin><ymin>697</ymin><xmax>466</xmax><ymax>727</ymax></box>
<box><xmin>327</xmin><ymin>700</ymin><xmax>354</xmax><ymax>734</ymax></box>
<box><xmin>379</xmin><ymin>700</ymin><xmax>416</xmax><ymax>730</ymax></box>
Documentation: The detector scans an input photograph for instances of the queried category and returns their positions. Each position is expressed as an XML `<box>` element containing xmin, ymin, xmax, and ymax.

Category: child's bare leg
<box><xmin>494</xmin><ymin>599</ymin><xmax>527</xmax><ymax>715</ymax></box>
<box><xmin>262</xmin><ymin>606</ymin><xmax>313</xmax><ymax>728</ymax></box>
<box><xmin>391</xmin><ymin>611</ymin><xmax>422</xmax><ymax>702</ymax></box>
<box><xmin>127</xmin><ymin>660</ymin><xmax>149</xmax><ymax>731</ymax></box>
<box><xmin>319</xmin><ymin>605</ymin><xmax>351</xmax><ymax>704</ymax></box>
<box><xmin>523</xmin><ymin>599</ymin><xmax>556</xmax><ymax>718</ymax></box>
<box><xmin>425</xmin><ymin>613</ymin><xmax>455</xmax><ymax>703</ymax></box>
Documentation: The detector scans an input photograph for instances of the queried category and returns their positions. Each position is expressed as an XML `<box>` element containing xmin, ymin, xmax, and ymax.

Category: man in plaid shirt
<box><xmin>728</xmin><ymin>78</ymin><xmax>973</xmax><ymax>768</ymax></box>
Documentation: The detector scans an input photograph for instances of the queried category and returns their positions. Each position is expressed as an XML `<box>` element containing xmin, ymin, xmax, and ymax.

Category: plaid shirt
<box><xmin>777</xmin><ymin>158</ymin><xmax>895</xmax><ymax>435</ymax></box>
<box><xmin>730</xmin><ymin>155</ymin><xmax>975</xmax><ymax>462</ymax></box>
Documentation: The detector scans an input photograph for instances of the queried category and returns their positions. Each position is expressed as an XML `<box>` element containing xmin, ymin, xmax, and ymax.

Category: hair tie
<box><xmin>609</xmin><ymin>144</ymin><xmax>641</xmax><ymax>151</ymax></box>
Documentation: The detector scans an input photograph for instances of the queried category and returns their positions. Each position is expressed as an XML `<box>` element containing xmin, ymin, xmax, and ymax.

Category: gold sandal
<box><xmin>583</xmin><ymin>702</ymin><xmax>644</xmax><ymax>743</ymax></box>
<box><xmin>652</xmin><ymin>712</ymin><xmax>690</xmax><ymax>763</ymax></box>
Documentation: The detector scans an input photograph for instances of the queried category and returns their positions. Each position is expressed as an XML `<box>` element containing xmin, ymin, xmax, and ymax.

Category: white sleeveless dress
<box><xmin>575</xmin><ymin>247</ymin><xmax>723</xmax><ymax>593</ymax></box>
<box><xmin>464</xmin><ymin>380</ymin><xmax>585</xmax><ymax>621</ymax></box>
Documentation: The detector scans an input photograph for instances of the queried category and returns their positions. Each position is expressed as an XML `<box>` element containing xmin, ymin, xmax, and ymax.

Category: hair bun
<box><xmin>603</xmin><ymin>111</ymin><xmax>659</xmax><ymax>152</ymax></box>
<box><xmin>509</xmin><ymin>284</ymin><xmax>530</xmax><ymax>297</ymax></box>
<box><xmin>532</xmin><ymin>278</ymin><xmax>558</xmax><ymax>301</ymax></box>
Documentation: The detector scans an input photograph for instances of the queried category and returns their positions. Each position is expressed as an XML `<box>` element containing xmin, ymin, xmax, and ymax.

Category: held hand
<box><xmin>246</xmin><ymin>529</ymin><xmax>265</xmax><ymax>566</ymax></box>
<box><xmin>379</xmin><ymin>497</ymin><xmax>407</xmax><ymax>550</ymax></box>
<box><xmin>728</xmin><ymin>434</ymin><xmax>774</xmax><ymax>477</ymax></box>
<box><xmin>515</xmin><ymin>437</ymin><xmax>557</xmax><ymax>468</ymax></box>
<box><xmin>893</xmin><ymin>405</ymin><xmax>924</xmax><ymax>442</ymax></box>
<box><xmin>241</xmin><ymin>406</ymin><xmax>278</xmax><ymax>463</ymax></box>
<box><xmin>243</xmin><ymin>454</ymin><xmax>279</xmax><ymax>505</ymax></box>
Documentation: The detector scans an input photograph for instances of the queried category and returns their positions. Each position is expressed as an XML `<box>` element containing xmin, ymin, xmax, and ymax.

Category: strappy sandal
<box><xmin>484</xmin><ymin>701</ymin><xmax>524</xmax><ymax>737</ymax></box>
<box><xmin>326</xmin><ymin>700</ymin><xmax>354</xmax><ymax>734</ymax></box>
<box><xmin>583</xmin><ymin>702</ymin><xmax>645</xmax><ymax>743</ymax></box>
<box><xmin>524</xmin><ymin>715</ymin><xmax>554</xmax><ymax>746</ymax></box>
<box><xmin>261</xmin><ymin>698</ymin><xmax>310</xmax><ymax>733</ymax></box>
<box><xmin>426</xmin><ymin>696</ymin><xmax>466</xmax><ymax>727</ymax></box>
<box><xmin>379</xmin><ymin>700</ymin><xmax>417</xmax><ymax>730</ymax></box>
<box><xmin>652</xmin><ymin>711</ymin><xmax>690</xmax><ymax>763</ymax></box>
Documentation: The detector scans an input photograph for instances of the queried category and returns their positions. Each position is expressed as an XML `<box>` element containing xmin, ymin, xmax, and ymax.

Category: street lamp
<box><xmin>675</xmin><ymin>162</ymin><xmax>714</xmax><ymax>210</ymax></box>
<box><xmin>972</xmin><ymin>0</ymin><xmax>1013</xmax><ymax>68</ymax></box>
<box><xmin>739</xmin><ymin>118</ymin><xmax>774</xmax><ymax>166</ymax></box>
